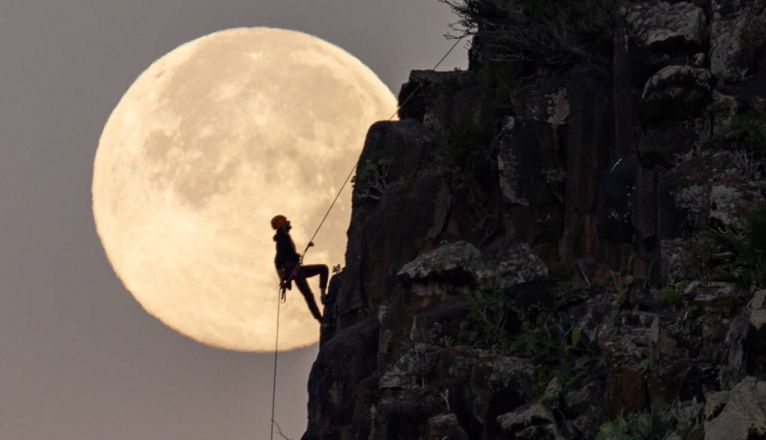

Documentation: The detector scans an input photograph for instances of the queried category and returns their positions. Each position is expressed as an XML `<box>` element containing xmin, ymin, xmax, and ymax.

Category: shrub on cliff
<box><xmin>705</xmin><ymin>109</ymin><xmax>766</xmax><ymax>157</ymax></box>
<box><xmin>714</xmin><ymin>201</ymin><xmax>766</xmax><ymax>288</ymax></box>
<box><xmin>686</xmin><ymin>202</ymin><xmax>766</xmax><ymax>288</ymax></box>
<box><xmin>440</xmin><ymin>0</ymin><xmax>619</xmax><ymax>67</ymax></box>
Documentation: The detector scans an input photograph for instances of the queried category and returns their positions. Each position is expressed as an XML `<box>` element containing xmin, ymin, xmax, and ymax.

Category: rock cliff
<box><xmin>303</xmin><ymin>1</ymin><xmax>766</xmax><ymax>439</ymax></box>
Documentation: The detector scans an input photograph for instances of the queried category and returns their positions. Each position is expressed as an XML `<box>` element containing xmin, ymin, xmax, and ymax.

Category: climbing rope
<box><xmin>268</xmin><ymin>34</ymin><xmax>467</xmax><ymax>440</ymax></box>
<box><xmin>269</xmin><ymin>285</ymin><xmax>282</xmax><ymax>440</ymax></box>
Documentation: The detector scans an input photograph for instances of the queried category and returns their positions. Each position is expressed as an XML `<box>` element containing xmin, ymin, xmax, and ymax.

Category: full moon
<box><xmin>93</xmin><ymin>28</ymin><xmax>397</xmax><ymax>351</ymax></box>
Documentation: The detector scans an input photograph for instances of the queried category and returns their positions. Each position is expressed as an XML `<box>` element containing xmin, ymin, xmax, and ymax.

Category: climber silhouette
<box><xmin>271</xmin><ymin>215</ymin><xmax>327</xmax><ymax>322</ymax></box>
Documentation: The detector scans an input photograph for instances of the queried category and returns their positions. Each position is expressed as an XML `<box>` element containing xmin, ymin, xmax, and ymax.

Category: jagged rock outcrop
<box><xmin>302</xmin><ymin>0</ymin><xmax>766</xmax><ymax>438</ymax></box>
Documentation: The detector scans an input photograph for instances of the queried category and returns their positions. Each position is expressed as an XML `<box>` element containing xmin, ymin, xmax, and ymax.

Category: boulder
<box><xmin>397</xmin><ymin>241</ymin><xmax>484</xmax><ymax>288</ymax></box>
<box><xmin>642</xmin><ymin>66</ymin><xmax>713</xmax><ymax>122</ymax></box>
<box><xmin>704</xmin><ymin>390</ymin><xmax>731</xmax><ymax>420</ymax></box>
<box><xmin>397</xmin><ymin>241</ymin><xmax>549</xmax><ymax>296</ymax></box>
<box><xmin>624</xmin><ymin>1</ymin><xmax>707</xmax><ymax>75</ymax></box>
<box><xmin>704</xmin><ymin>377</ymin><xmax>766</xmax><ymax>440</ymax></box>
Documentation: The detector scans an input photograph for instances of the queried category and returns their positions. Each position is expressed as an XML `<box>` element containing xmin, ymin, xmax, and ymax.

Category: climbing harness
<box><xmin>268</xmin><ymin>35</ymin><xmax>467</xmax><ymax>440</ymax></box>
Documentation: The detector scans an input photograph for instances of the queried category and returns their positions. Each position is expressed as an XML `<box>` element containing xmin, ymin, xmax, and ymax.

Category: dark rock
<box><xmin>732</xmin><ymin>290</ymin><xmax>766</xmax><ymax>378</ymax></box>
<box><xmin>510</xmin><ymin>74</ymin><xmax>570</xmax><ymax>126</ymax></box>
<box><xmin>597</xmin><ymin>154</ymin><xmax>639</xmax><ymax>243</ymax></box>
<box><xmin>641</xmin><ymin>66</ymin><xmax>714</xmax><ymax>122</ymax></box>
<box><xmin>408</xmin><ymin>298</ymin><xmax>473</xmax><ymax>347</ymax></box>
<box><xmin>397</xmin><ymin>70</ymin><xmax>478</xmax><ymax>124</ymax></box>
<box><xmin>613</xmin><ymin>17</ymin><xmax>643</xmax><ymax>157</ymax></box>
<box><xmin>658</xmin><ymin>153</ymin><xmax>721</xmax><ymax>239</ymax></box>
<box><xmin>561</xmin><ymin>65</ymin><xmax>613</xmax><ymax>262</ymax></box>
<box><xmin>319</xmin><ymin>272</ymin><xmax>343</xmax><ymax>345</ymax></box>
<box><xmin>635</xmin><ymin>165</ymin><xmax>661</xmax><ymax>263</ymax></box>
<box><xmin>504</xmin><ymin>278</ymin><xmax>557</xmax><ymax>317</ymax></box>
<box><xmin>471</xmin><ymin>356</ymin><xmax>537</xmax><ymax>438</ymax></box>
<box><xmin>639</xmin><ymin>123</ymin><xmax>701</xmax><ymax>166</ymax></box>
<box><xmin>379</xmin><ymin>343</ymin><xmax>440</xmax><ymax>390</ymax></box>
<box><xmin>562</xmin><ymin>381</ymin><xmax>606</xmax><ymax>438</ymax></box>
<box><xmin>397</xmin><ymin>69</ymin><xmax>503</xmax><ymax>140</ymax></box>
<box><xmin>373</xmin><ymin>389</ymin><xmax>443</xmax><ymax>440</ymax></box>
<box><xmin>496</xmin><ymin>118</ymin><xmax>565</xmax><ymax>248</ymax></box>
<box><xmin>739</xmin><ymin>78</ymin><xmax>766</xmax><ymax>111</ymax></box>
<box><xmin>305</xmin><ymin>318</ymin><xmax>379</xmax><ymax>440</ymax></box>
<box><xmin>648</xmin><ymin>362</ymin><xmax>689</xmax><ymax>404</ymax></box>
<box><xmin>565</xmin><ymin>284</ymin><xmax>619</xmax><ymax>345</ymax></box>
<box><xmin>490</xmin><ymin>243</ymin><xmax>550</xmax><ymax>290</ymax></box>
<box><xmin>660</xmin><ymin>238</ymin><xmax>695</xmax><ymax>284</ymax></box>
<box><xmin>428</xmin><ymin>413</ymin><xmax>469</xmax><ymax>440</ymax></box>
<box><xmin>341</xmin><ymin>120</ymin><xmax>450</xmax><ymax>324</ymax></box>
<box><xmin>606</xmin><ymin>365</ymin><xmax>650</xmax><ymax>416</ymax></box>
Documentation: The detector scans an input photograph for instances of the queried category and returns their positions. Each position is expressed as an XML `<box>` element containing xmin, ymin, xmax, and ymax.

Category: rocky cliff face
<box><xmin>302</xmin><ymin>1</ymin><xmax>766</xmax><ymax>439</ymax></box>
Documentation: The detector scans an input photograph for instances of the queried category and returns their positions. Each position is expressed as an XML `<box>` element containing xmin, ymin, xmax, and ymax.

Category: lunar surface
<box><xmin>92</xmin><ymin>28</ymin><xmax>397</xmax><ymax>351</ymax></box>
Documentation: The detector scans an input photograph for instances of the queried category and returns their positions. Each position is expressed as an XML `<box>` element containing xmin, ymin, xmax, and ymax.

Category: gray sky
<box><xmin>0</xmin><ymin>1</ymin><xmax>466</xmax><ymax>439</ymax></box>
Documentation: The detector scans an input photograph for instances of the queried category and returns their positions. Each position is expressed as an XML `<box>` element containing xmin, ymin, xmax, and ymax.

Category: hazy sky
<box><xmin>0</xmin><ymin>1</ymin><xmax>466</xmax><ymax>439</ymax></box>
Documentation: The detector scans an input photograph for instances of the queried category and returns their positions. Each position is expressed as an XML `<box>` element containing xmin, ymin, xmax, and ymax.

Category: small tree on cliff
<box><xmin>440</xmin><ymin>0</ymin><xmax>619</xmax><ymax>68</ymax></box>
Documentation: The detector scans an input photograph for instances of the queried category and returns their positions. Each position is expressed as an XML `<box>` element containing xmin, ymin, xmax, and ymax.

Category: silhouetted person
<box><xmin>271</xmin><ymin>215</ymin><xmax>327</xmax><ymax>322</ymax></box>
